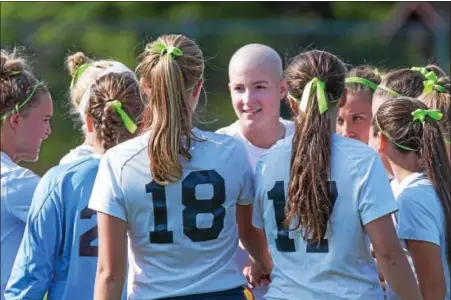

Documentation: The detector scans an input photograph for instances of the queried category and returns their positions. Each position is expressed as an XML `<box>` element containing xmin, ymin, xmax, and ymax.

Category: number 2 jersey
<box><xmin>88</xmin><ymin>128</ymin><xmax>255</xmax><ymax>300</ymax></box>
<box><xmin>5</xmin><ymin>156</ymin><xmax>127</xmax><ymax>300</ymax></box>
<box><xmin>253</xmin><ymin>133</ymin><xmax>398</xmax><ymax>300</ymax></box>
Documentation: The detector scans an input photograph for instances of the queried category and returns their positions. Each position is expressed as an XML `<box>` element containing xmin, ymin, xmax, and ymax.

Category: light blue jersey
<box><xmin>387</xmin><ymin>172</ymin><xmax>450</xmax><ymax>300</ymax></box>
<box><xmin>5</xmin><ymin>157</ymin><xmax>126</xmax><ymax>300</ymax></box>
<box><xmin>253</xmin><ymin>134</ymin><xmax>398</xmax><ymax>300</ymax></box>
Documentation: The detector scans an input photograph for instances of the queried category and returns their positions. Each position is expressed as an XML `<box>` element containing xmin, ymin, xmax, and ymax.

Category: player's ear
<box><xmin>8</xmin><ymin>113</ymin><xmax>21</xmax><ymax>131</ymax></box>
<box><xmin>288</xmin><ymin>97</ymin><xmax>298</xmax><ymax>116</ymax></box>
<box><xmin>86</xmin><ymin>114</ymin><xmax>94</xmax><ymax>133</ymax></box>
<box><xmin>280</xmin><ymin>79</ymin><xmax>287</xmax><ymax>100</ymax></box>
<box><xmin>377</xmin><ymin>133</ymin><xmax>387</xmax><ymax>154</ymax></box>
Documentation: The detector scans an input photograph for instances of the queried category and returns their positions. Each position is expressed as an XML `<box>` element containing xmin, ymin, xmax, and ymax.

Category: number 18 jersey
<box><xmin>253</xmin><ymin>134</ymin><xmax>398</xmax><ymax>300</ymax></box>
<box><xmin>89</xmin><ymin>128</ymin><xmax>255</xmax><ymax>300</ymax></box>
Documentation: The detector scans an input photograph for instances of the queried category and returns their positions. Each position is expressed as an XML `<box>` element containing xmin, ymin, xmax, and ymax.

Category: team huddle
<box><xmin>1</xmin><ymin>34</ymin><xmax>450</xmax><ymax>300</ymax></box>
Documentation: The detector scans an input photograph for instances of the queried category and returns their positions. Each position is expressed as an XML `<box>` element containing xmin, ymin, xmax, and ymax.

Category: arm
<box><xmin>5</xmin><ymin>181</ymin><xmax>61</xmax><ymax>299</ymax></box>
<box><xmin>237</xmin><ymin>204</ymin><xmax>273</xmax><ymax>272</ymax></box>
<box><xmin>94</xmin><ymin>213</ymin><xmax>128</xmax><ymax>300</ymax></box>
<box><xmin>365</xmin><ymin>215</ymin><xmax>422</xmax><ymax>300</ymax></box>
<box><xmin>405</xmin><ymin>240</ymin><xmax>445</xmax><ymax>300</ymax></box>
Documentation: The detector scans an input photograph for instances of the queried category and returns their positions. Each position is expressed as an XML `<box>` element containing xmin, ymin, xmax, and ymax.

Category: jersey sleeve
<box><xmin>358</xmin><ymin>154</ymin><xmax>398</xmax><ymax>226</ymax></box>
<box><xmin>5</xmin><ymin>168</ymin><xmax>40</xmax><ymax>222</ymax></box>
<box><xmin>88</xmin><ymin>154</ymin><xmax>127</xmax><ymax>221</ymax></box>
<box><xmin>396</xmin><ymin>189</ymin><xmax>441</xmax><ymax>246</ymax></box>
<box><xmin>236</xmin><ymin>143</ymin><xmax>255</xmax><ymax>206</ymax></box>
<box><xmin>252</xmin><ymin>158</ymin><xmax>265</xmax><ymax>229</ymax></box>
<box><xmin>5</xmin><ymin>176</ymin><xmax>62</xmax><ymax>299</ymax></box>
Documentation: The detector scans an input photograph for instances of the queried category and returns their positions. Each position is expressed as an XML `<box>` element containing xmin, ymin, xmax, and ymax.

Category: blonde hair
<box><xmin>137</xmin><ymin>34</ymin><xmax>204</xmax><ymax>185</ymax></box>
<box><xmin>66</xmin><ymin>52</ymin><xmax>113</xmax><ymax>116</ymax></box>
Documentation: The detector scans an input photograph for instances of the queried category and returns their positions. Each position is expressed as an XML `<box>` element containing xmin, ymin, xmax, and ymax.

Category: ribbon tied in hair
<box><xmin>151</xmin><ymin>42</ymin><xmax>184</xmax><ymax>59</ymax></box>
<box><xmin>108</xmin><ymin>100</ymin><xmax>137</xmax><ymax>134</ymax></box>
<box><xmin>411</xmin><ymin>108</ymin><xmax>443</xmax><ymax>124</ymax></box>
<box><xmin>345</xmin><ymin>77</ymin><xmax>379</xmax><ymax>90</ymax></box>
<box><xmin>70</xmin><ymin>63</ymin><xmax>90</xmax><ymax>89</ymax></box>
<box><xmin>299</xmin><ymin>77</ymin><xmax>330</xmax><ymax>114</ymax></box>
<box><xmin>411</xmin><ymin>67</ymin><xmax>446</xmax><ymax>94</ymax></box>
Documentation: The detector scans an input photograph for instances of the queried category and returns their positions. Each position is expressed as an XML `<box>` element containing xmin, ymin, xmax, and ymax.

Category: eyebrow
<box><xmin>352</xmin><ymin>112</ymin><xmax>369</xmax><ymax>116</ymax></box>
<box><xmin>253</xmin><ymin>80</ymin><xmax>269</xmax><ymax>85</ymax></box>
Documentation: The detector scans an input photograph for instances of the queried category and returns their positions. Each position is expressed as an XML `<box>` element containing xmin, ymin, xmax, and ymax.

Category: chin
<box><xmin>19</xmin><ymin>152</ymin><xmax>40</xmax><ymax>163</ymax></box>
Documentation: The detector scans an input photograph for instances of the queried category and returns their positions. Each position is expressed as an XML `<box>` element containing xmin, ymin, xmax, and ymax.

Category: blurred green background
<box><xmin>1</xmin><ymin>2</ymin><xmax>450</xmax><ymax>175</ymax></box>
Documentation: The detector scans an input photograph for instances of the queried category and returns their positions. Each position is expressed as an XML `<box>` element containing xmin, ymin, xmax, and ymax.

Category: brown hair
<box><xmin>284</xmin><ymin>50</ymin><xmax>347</xmax><ymax>243</ymax></box>
<box><xmin>418</xmin><ymin>65</ymin><xmax>450</xmax><ymax>144</ymax></box>
<box><xmin>346</xmin><ymin>65</ymin><xmax>382</xmax><ymax>96</ymax></box>
<box><xmin>136</xmin><ymin>34</ymin><xmax>204</xmax><ymax>185</ymax></box>
<box><xmin>374</xmin><ymin>68</ymin><xmax>425</xmax><ymax>99</ymax></box>
<box><xmin>372</xmin><ymin>97</ymin><xmax>451</xmax><ymax>273</ymax></box>
<box><xmin>1</xmin><ymin>48</ymin><xmax>49</xmax><ymax>121</ymax></box>
<box><xmin>86</xmin><ymin>73</ymin><xmax>144</xmax><ymax>152</ymax></box>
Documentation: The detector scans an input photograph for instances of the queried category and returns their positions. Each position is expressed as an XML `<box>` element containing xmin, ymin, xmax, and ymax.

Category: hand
<box><xmin>244</xmin><ymin>260</ymin><xmax>271</xmax><ymax>289</ymax></box>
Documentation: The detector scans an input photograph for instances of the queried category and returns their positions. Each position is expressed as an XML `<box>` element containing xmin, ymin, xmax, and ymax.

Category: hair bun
<box><xmin>67</xmin><ymin>52</ymin><xmax>92</xmax><ymax>76</ymax></box>
<box><xmin>0</xmin><ymin>49</ymin><xmax>28</xmax><ymax>78</ymax></box>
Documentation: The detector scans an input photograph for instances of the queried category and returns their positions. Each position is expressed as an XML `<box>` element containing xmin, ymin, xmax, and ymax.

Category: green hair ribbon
<box><xmin>345</xmin><ymin>77</ymin><xmax>379</xmax><ymax>90</ymax></box>
<box><xmin>300</xmin><ymin>77</ymin><xmax>330</xmax><ymax>114</ymax></box>
<box><xmin>70</xmin><ymin>63</ymin><xmax>90</xmax><ymax>89</ymax></box>
<box><xmin>411</xmin><ymin>67</ymin><xmax>446</xmax><ymax>94</ymax></box>
<box><xmin>411</xmin><ymin>108</ymin><xmax>443</xmax><ymax>124</ymax></box>
<box><xmin>1</xmin><ymin>81</ymin><xmax>44</xmax><ymax>121</ymax></box>
<box><xmin>151</xmin><ymin>42</ymin><xmax>184</xmax><ymax>59</ymax></box>
<box><xmin>375</xmin><ymin>115</ymin><xmax>418</xmax><ymax>151</ymax></box>
<box><xmin>109</xmin><ymin>100</ymin><xmax>137</xmax><ymax>134</ymax></box>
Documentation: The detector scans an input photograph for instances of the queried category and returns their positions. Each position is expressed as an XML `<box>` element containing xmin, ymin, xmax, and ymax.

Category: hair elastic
<box><xmin>108</xmin><ymin>100</ymin><xmax>137</xmax><ymax>134</ymax></box>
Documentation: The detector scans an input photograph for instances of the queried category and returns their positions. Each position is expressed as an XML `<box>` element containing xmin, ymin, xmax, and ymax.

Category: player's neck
<box><xmin>389</xmin><ymin>155</ymin><xmax>421</xmax><ymax>185</ymax></box>
<box><xmin>0</xmin><ymin>133</ymin><xmax>18</xmax><ymax>163</ymax></box>
<box><xmin>240</xmin><ymin>120</ymin><xmax>285</xmax><ymax>149</ymax></box>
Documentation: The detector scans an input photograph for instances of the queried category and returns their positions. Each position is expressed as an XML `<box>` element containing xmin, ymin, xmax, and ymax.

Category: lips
<box><xmin>242</xmin><ymin>108</ymin><xmax>262</xmax><ymax>114</ymax></box>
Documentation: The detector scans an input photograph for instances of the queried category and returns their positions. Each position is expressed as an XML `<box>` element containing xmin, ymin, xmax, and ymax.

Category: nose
<box><xmin>44</xmin><ymin>124</ymin><xmax>52</xmax><ymax>139</ymax></box>
<box><xmin>242</xmin><ymin>90</ymin><xmax>256</xmax><ymax>108</ymax></box>
<box><xmin>342</xmin><ymin>123</ymin><xmax>355</xmax><ymax>139</ymax></box>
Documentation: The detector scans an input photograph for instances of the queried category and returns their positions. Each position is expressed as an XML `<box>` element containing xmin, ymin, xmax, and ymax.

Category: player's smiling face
<box><xmin>229</xmin><ymin>65</ymin><xmax>284</xmax><ymax>131</ymax></box>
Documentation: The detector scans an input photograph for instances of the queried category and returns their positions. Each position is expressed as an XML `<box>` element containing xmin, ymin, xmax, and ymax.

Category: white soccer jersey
<box><xmin>59</xmin><ymin>144</ymin><xmax>94</xmax><ymax>165</ymax></box>
<box><xmin>217</xmin><ymin>118</ymin><xmax>294</xmax><ymax>300</ymax></box>
<box><xmin>253</xmin><ymin>134</ymin><xmax>398</xmax><ymax>300</ymax></box>
<box><xmin>387</xmin><ymin>173</ymin><xmax>450</xmax><ymax>300</ymax></box>
<box><xmin>89</xmin><ymin>128</ymin><xmax>254</xmax><ymax>300</ymax></box>
<box><xmin>217</xmin><ymin>118</ymin><xmax>295</xmax><ymax>170</ymax></box>
<box><xmin>1</xmin><ymin>152</ymin><xmax>40</xmax><ymax>299</ymax></box>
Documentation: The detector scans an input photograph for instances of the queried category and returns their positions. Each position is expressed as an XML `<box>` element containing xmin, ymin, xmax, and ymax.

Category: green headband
<box><xmin>108</xmin><ymin>100</ymin><xmax>137</xmax><ymax>134</ymax></box>
<box><xmin>150</xmin><ymin>42</ymin><xmax>184</xmax><ymax>59</ymax></box>
<box><xmin>411</xmin><ymin>67</ymin><xmax>446</xmax><ymax>94</ymax></box>
<box><xmin>376</xmin><ymin>85</ymin><xmax>400</xmax><ymax>97</ymax></box>
<box><xmin>345</xmin><ymin>77</ymin><xmax>379</xmax><ymax>90</ymax></box>
<box><xmin>1</xmin><ymin>80</ymin><xmax>44</xmax><ymax>121</ymax></box>
<box><xmin>375</xmin><ymin>115</ymin><xmax>418</xmax><ymax>151</ymax></box>
<box><xmin>70</xmin><ymin>63</ymin><xmax>90</xmax><ymax>89</ymax></box>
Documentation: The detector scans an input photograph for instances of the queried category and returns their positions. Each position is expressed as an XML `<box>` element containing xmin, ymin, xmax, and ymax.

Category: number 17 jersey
<box><xmin>89</xmin><ymin>128</ymin><xmax>255</xmax><ymax>300</ymax></box>
<box><xmin>253</xmin><ymin>134</ymin><xmax>398</xmax><ymax>300</ymax></box>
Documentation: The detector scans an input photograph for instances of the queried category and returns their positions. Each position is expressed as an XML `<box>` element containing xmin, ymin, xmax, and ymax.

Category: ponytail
<box><xmin>284</xmin><ymin>50</ymin><xmax>346</xmax><ymax>244</ymax></box>
<box><xmin>137</xmin><ymin>35</ymin><xmax>204</xmax><ymax>185</ymax></box>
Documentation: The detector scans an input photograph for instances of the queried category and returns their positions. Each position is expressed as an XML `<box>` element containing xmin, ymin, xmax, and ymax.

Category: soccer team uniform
<box><xmin>59</xmin><ymin>144</ymin><xmax>94</xmax><ymax>165</ymax></box>
<box><xmin>217</xmin><ymin>118</ymin><xmax>295</xmax><ymax>300</ymax></box>
<box><xmin>386</xmin><ymin>172</ymin><xmax>450</xmax><ymax>300</ymax></box>
<box><xmin>1</xmin><ymin>152</ymin><xmax>40</xmax><ymax>300</ymax></box>
<box><xmin>253</xmin><ymin>134</ymin><xmax>398</xmax><ymax>300</ymax></box>
<box><xmin>4</xmin><ymin>156</ymin><xmax>127</xmax><ymax>300</ymax></box>
<box><xmin>88</xmin><ymin>128</ymin><xmax>254</xmax><ymax>299</ymax></box>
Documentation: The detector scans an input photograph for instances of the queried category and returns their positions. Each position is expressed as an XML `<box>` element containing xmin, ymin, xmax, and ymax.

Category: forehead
<box><xmin>371</xmin><ymin>94</ymin><xmax>388</xmax><ymax>116</ymax></box>
<box><xmin>229</xmin><ymin>63</ymin><xmax>280</xmax><ymax>84</ymax></box>
<box><xmin>32</xmin><ymin>90</ymin><xmax>53</xmax><ymax>116</ymax></box>
<box><xmin>340</xmin><ymin>91</ymin><xmax>372</xmax><ymax>114</ymax></box>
